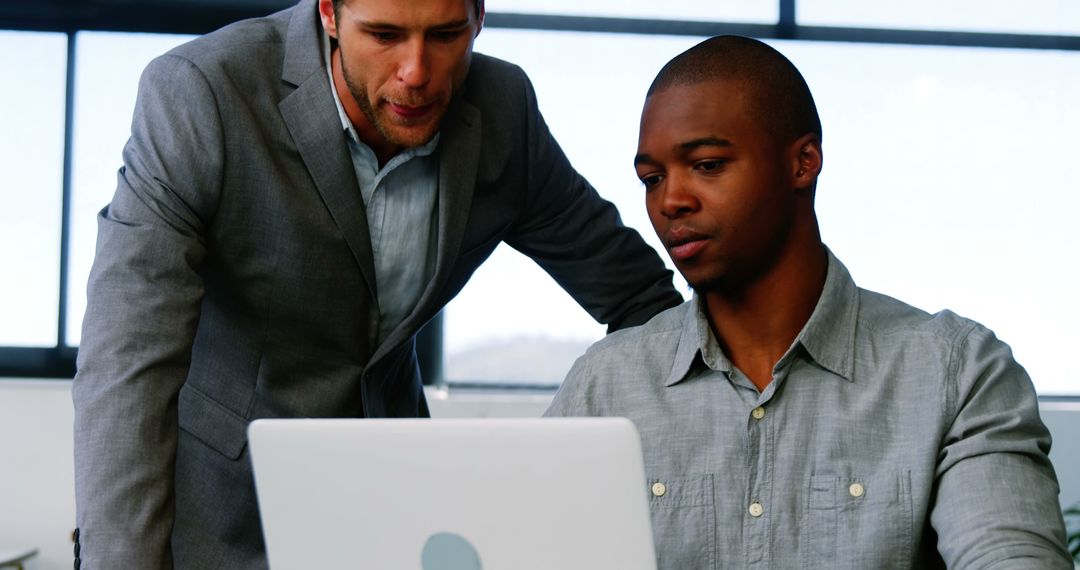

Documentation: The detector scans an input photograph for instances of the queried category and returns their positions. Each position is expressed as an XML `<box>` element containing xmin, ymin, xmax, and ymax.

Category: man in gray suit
<box><xmin>71</xmin><ymin>0</ymin><xmax>681</xmax><ymax>567</ymax></box>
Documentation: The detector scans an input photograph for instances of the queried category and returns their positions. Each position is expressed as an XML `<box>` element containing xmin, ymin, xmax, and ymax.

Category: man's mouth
<box><xmin>386</xmin><ymin>100</ymin><xmax>435</xmax><ymax>120</ymax></box>
<box><xmin>664</xmin><ymin>228</ymin><xmax>709</xmax><ymax>262</ymax></box>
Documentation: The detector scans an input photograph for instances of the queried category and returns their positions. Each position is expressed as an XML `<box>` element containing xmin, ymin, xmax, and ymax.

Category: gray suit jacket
<box><xmin>72</xmin><ymin>0</ymin><xmax>680</xmax><ymax>568</ymax></box>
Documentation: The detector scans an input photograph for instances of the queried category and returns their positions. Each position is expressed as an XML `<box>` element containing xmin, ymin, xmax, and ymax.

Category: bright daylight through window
<box><xmin>0</xmin><ymin>4</ymin><xmax>1077</xmax><ymax>397</ymax></box>
<box><xmin>0</xmin><ymin>31</ymin><xmax>66</xmax><ymax>347</ymax></box>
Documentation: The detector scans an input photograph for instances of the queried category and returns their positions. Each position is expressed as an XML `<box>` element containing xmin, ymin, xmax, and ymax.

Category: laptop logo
<box><xmin>421</xmin><ymin>532</ymin><xmax>483</xmax><ymax>570</ymax></box>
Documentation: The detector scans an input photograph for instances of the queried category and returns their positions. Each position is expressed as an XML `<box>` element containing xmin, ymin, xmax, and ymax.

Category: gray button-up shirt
<box><xmin>547</xmin><ymin>250</ymin><xmax>1070</xmax><ymax>569</ymax></box>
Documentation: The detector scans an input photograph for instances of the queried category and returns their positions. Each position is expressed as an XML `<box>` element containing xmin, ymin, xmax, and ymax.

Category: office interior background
<box><xmin>1</xmin><ymin>0</ymin><xmax>1079</xmax><ymax>567</ymax></box>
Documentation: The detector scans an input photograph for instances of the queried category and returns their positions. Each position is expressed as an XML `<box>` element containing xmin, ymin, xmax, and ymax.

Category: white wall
<box><xmin>0</xmin><ymin>380</ymin><xmax>75</xmax><ymax>570</ymax></box>
<box><xmin>1</xmin><ymin>379</ymin><xmax>1077</xmax><ymax>569</ymax></box>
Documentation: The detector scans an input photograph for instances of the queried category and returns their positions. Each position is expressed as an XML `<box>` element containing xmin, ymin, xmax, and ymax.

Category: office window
<box><xmin>66</xmin><ymin>32</ymin><xmax>196</xmax><ymax>344</ymax></box>
<box><xmin>443</xmin><ymin>30</ymin><xmax>700</xmax><ymax>385</ymax></box>
<box><xmin>490</xmin><ymin>0</ymin><xmax>778</xmax><ymax>24</ymax></box>
<box><xmin>449</xmin><ymin>30</ymin><xmax>1080</xmax><ymax>396</ymax></box>
<box><xmin>0</xmin><ymin>31</ymin><xmax>67</xmax><ymax>347</ymax></box>
<box><xmin>798</xmin><ymin>0</ymin><xmax>1080</xmax><ymax>36</ymax></box>
<box><xmin>3</xmin><ymin>3</ymin><xmax>1077</xmax><ymax>397</ymax></box>
<box><xmin>781</xmin><ymin>40</ymin><xmax>1080</xmax><ymax>396</ymax></box>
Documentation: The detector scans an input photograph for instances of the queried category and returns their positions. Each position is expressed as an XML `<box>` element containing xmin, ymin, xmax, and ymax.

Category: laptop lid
<box><xmin>248</xmin><ymin>418</ymin><xmax>657</xmax><ymax>570</ymax></box>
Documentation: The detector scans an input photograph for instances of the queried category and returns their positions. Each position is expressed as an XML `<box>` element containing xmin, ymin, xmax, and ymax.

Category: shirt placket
<box><xmin>743</xmin><ymin>377</ymin><xmax>775</xmax><ymax>570</ymax></box>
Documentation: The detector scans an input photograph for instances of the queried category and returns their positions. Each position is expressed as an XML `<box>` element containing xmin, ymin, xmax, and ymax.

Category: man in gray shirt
<box><xmin>547</xmin><ymin>35</ymin><xmax>1071</xmax><ymax>569</ymax></box>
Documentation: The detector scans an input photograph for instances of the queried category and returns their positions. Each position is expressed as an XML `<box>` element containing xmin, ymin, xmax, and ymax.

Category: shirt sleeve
<box><xmin>930</xmin><ymin>322</ymin><xmax>1072</xmax><ymax>568</ymax></box>
<box><xmin>72</xmin><ymin>53</ymin><xmax>223</xmax><ymax>569</ymax></box>
<box><xmin>545</xmin><ymin>353</ymin><xmax>593</xmax><ymax>417</ymax></box>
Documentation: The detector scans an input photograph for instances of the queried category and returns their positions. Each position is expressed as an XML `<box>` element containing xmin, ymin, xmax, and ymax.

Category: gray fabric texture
<box><xmin>548</xmin><ymin>250</ymin><xmax>1071</xmax><ymax>570</ymax></box>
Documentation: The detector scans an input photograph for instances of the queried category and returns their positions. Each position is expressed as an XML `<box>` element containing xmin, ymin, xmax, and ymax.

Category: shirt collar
<box><xmin>666</xmin><ymin>295</ymin><xmax>729</xmax><ymax>387</ymax></box>
<box><xmin>792</xmin><ymin>247</ymin><xmax>859</xmax><ymax>381</ymax></box>
<box><xmin>665</xmin><ymin>246</ymin><xmax>860</xmax><ymax>387</ymax></box>
<box><xmin>320</xmin><ymin>28</ymin><xmax>441</xmax><ymax>160</ymax></box>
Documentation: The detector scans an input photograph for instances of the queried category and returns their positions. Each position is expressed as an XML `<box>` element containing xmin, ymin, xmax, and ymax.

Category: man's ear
<box><xmin>318</xmin><ymin>0</ymin><xmax>338</xmax><ymax>39</ymax></box>
<box><xmin>791</xmin><ymin>133</ymin><xmax>823</xmax><ymax>190</ymax></box>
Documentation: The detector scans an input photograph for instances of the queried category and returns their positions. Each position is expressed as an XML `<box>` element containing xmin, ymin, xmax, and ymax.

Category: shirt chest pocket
<box><xmin>807</xmin><ymin>469</ymin><xmax>914</xmax><ymax>569</ymax></box>
<box><xmin>648</xmin><ymin>474</ymin><xmax>715</xmax><ymax>570</ymax></box>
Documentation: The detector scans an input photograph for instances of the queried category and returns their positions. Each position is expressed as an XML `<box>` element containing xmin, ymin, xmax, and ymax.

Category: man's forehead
<box><xmin>641</xmin><ymin>83</ymin><xmax>748</xmax><ymax>132</ymax></box>
<box><xmin>647</xmin><ymin>78</ymin><xmax>751</xmax><ymax>108</ymax></box>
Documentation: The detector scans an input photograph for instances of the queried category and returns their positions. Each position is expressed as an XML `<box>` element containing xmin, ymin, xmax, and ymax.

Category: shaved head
<box><xmin>648</xmin><ymin>35</ymin><xmax>821</xmax><ymax>145</ymax></box>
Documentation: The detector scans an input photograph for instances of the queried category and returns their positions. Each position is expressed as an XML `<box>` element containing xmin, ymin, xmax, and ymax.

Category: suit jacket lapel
<box><xmin>278</xmin><ymin>0</ymin><xmax>378</xmax><ymax>306</ymax></box>
<box><xmin>431</xmin><ymin>97</ymin><xmax>481</xmax><ymax>302</ymax></box>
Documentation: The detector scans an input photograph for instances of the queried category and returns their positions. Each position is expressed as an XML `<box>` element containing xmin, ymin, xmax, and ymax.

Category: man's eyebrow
<box><xmin>634</xmin><ymin>136</ymin><xmax>733</xmax><ymax>166</ymax></box>
<box><xmin>358</xmin><ymin>19</ymin><xmax>404</xmax><ymax>29</ymax></box>
<box><xmin>680</xmin><ymin>136</ymin><xmax>733</xmax><ymax>151</ymax></box>
<box><xmin>430</xmin><ymin>19</ymin><xmax>472</xmax><ymax>30</ymax></box>
<box><xmin>633</xmin><ymin>153</ymin><xmax>656</xmax><ymax>167</ymax></box>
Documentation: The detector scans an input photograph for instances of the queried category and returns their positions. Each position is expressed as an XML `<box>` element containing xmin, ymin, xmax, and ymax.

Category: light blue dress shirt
<box><xmin>548</xmin><ymin>249</ymin><xmax>1070</xmax><ymax>569</ymax></box>
<box><xmin>323</xmin><ymin>31</ymin><xmax>439</xmax><ymax>346</ymax></box>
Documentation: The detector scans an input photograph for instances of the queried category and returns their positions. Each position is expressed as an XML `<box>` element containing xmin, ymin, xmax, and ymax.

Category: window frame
<box><xmin>2</xmin><ymin>0</ymin><xmax>1078</xmax><ymax>394</ymax></box>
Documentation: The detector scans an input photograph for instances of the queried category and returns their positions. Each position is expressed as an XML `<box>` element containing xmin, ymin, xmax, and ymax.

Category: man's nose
<box><xmin>397</xmin><ymin>39</ymin><xmax>431</xmax><ymax>89</ymax></box>
<box><xmin>659</xmin><ymin>174</ymin><xmax>699</xmax><ymax>219</ymax></box>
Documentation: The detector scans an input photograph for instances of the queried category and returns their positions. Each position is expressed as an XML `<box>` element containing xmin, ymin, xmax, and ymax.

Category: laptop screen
<box><xmin>248</xmin><ymin>418</ymin><xmax>657</xmax><ymax>570</ymax></box>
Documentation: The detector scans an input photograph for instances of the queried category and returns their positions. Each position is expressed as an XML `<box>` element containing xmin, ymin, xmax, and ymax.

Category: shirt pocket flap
<box><xmin>811</xmin><ymin>470</ymin><xmax>909</xmax><ymax>510</ymax></box>
<box><xmin>649</xmin><ymin>473</ymin><xmax>714</xmax><ymax>508</ymax></box>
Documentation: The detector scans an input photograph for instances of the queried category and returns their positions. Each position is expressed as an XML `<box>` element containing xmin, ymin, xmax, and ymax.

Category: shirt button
<box><xmin>751</xmin><ymin>406</ymin><xmax>765</xmax><ymax>420</ymax></box>
<box><xmin>849</xmin><ymin>483</ymin><xmax>865</xmax><ymax>498</ymax></box>
<box><xmin>748</xmin><ymin>502</ymin><xmax>764</xmax><ymax>517</ymax></box>
<box><xmin>651</xmin><ymin>482</ymin><xmax>667</xmax><ymax>497</ymax></box>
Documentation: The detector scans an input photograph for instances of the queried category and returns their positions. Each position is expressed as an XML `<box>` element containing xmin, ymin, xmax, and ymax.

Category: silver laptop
<box><xmin>248</xmin><ymin>418</ymin><xmax>657</xmax><ymax>570</ymax></box>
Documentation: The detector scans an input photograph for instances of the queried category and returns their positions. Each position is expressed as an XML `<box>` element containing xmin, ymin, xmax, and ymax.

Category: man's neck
<box><xmin>703</xmin><ymin>239</ymin><xmax>828</xmax><ymax>392</ymax></box>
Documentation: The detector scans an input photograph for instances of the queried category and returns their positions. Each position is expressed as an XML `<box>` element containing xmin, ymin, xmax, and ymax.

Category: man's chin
<box><xmin>392</xmin><ymin>130</ymin><xmax>439</xmax><ymax>149</ymax></box>
<box><xmin>375</xmin><ymin>109</ymin><xmax>445</xmax><ymax>149</ymax></box>
<box><xmin>680</xmin><ymin>270</ymin><xmax>727</xmax><ymax>295</ymax></box>
<box><xmin>375</xmin><ymin>122</ymin><xmax>437</xmax><ymax>149</ymax></box>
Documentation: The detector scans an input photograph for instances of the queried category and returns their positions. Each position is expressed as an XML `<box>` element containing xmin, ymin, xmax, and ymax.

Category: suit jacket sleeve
<box><xmin>929</xmin><ymin>324</ymin><xmax>1072</xmax><ymax>568</ymax></box>
<box><xmin>503</xmin><ymin>71</ymin><xmax>681</xmax><ymax>332</ymax></box>
<box><xmin>72</xmin><ymin>53</ymin><xmax>223</xmax><ymax>568</ymax></box>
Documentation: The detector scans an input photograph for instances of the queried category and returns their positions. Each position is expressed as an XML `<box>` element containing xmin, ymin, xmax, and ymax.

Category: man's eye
<box><xmin>430</xmin><ymin>30</ymin><xmax>463</xmax><ymax>43</ymax></box>
<box><xmin>695</xmin><ymin>159</ymin><xmax>726</xmax><ymax>172</ymax></box>
<box><xmin>371</xmin><ymin>31</ymin><xmax>399</xmax><ymax>42</ymax></box>
<box><xmin>640</xmin><ymin>174</ymin><xmax>664</xmax><ymax>188</ymax></box>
